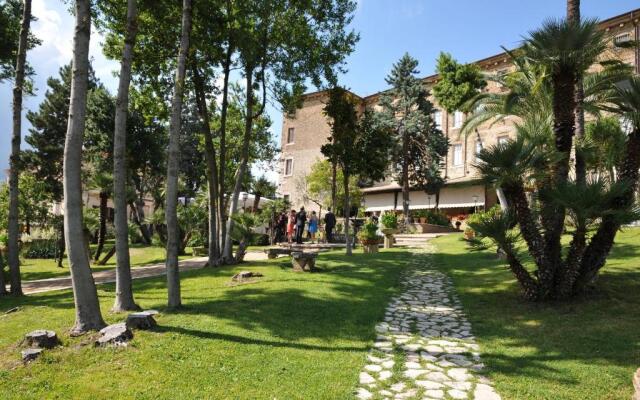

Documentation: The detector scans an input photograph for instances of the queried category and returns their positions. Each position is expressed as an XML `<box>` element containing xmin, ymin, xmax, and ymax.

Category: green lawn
<box><xmin>19</xmin><ymin>242</ymin><xmax>193</xmax><ymax>281</ymax></box>
<box><xmin>0</xmin><ymin>248</ymin><xmax>412</xmax><ymax>399</ymax></box>
<box><xmin>430</xmin><ymin>228</ymin><xmax>640</xmax><ymax>400</ymax></box>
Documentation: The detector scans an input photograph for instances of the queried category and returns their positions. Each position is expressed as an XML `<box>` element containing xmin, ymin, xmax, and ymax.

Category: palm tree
<box><xmin>63</xmin><ymin>0</ymin><xmax>106</xmax><ymax>333</ymax></box>
<box><xmin>7</xmin><ymin>0</ymin><xmax>33</xmax><ymax>296</ymax></box>
<box><xmin>251</xmin><ymin>176</ymin><xmax>276</xmax><ymax>212</ymax></box>
<box><xmin>523</xmin><ymin>18</ymin><xmax>606</xmax><ymax>291</ymax></box>
<box><xmin>577</xmin><ymin>77</ymin><xmax>640</xmax><ymax>290</ymax></box>
<box><xmin>165</xmin><ymin>0</ymin><xmax>193</xmax><ymax>309</ymax></box>
<box><xmin>112</xmin><ymin>0</ymin><xmax>140</xmax><ymax>312</ymax></box>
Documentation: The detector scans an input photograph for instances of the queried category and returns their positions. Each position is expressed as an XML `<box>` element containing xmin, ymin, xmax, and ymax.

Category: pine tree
<box><xmin>377</xmin><ymin>54</ymin><xmax>449</xmax><ymax>225</ymax></box>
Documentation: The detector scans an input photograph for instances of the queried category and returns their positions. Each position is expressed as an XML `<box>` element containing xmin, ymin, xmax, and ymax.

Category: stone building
<box><xmin>277</xmin><ymin>8</ymin><xmax>640</xmax><ymax>220</ymax></box>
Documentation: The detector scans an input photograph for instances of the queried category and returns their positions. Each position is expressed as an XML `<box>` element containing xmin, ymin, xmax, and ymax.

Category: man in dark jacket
<box><xmin>295</xmin><ymin>207</ymin><xmax>307</xmax><ymax>244</ymax></box>
<box><xmin>324</xmin><ymin>207</ymin><xmax>336</xmax><ymax>243</ymax></box>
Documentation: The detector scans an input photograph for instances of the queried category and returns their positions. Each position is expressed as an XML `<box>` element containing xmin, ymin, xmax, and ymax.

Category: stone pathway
<box><xmin>356</xmin><ymin>246</ymin><xmax>500</xmax><ymax>400</ymax></box>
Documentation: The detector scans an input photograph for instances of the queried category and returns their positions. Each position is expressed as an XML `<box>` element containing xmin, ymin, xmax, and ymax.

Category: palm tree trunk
<box><xmin>112</xmin><ymin>0</ymin><xmax>140</xmax><ymax>312</ymax></box>
<box><xmin>343</xmin><ymin>170</ymin><xmax>352</xmax><ymax>256</ymax></box>
<box><xmin>566</xmin><ymin>0</ymin><xmax>580</xmax><ymax>24</ymax></box>
<box><xmin>252</xmin><ymin>193</ymin><xmax>261</xmax><ymax>212</ymax></box>
<box><xmin>541</xmin><ymin>71</ymin><xmax>576</xmax><ymax>295</ymax></box>
<box><xmin>223</xmin><ymin>65</ymin><xmax>254</xmax><ymax>262</ymax></box>
<box><xmin>165</xmin><ymin>0</ymin><xmax>192</xmax><ymax>309</ymax></box>
<box><xmin>576</xmin><ymin>127</ymin><xmax>640</xmax><ymax>291</ymax></box>
<box><xmin>93</xmin><ymin>191</ymin><xmax>108</xmax><ymax>262</ymax></box>
<box><xmin>218</xmin><ymin>41</ymin><xmax>233</xmax><ymax>258</ymax></box>
<box><xmin>7</xmin><ymin>0</ymin><xmax>32</xmax><ymax>296</ymax></box>
<box><xmin>64</xmin><ymin>0</ymin><xmax>106</xmax><ymax>334</ymax></box>
<box><xmin>192</xmin><ymin>60</ymin><xmax>220</xmax><ymax>267</ymax></box>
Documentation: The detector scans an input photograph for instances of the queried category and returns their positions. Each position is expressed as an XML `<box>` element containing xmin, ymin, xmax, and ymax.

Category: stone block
<box><xmin>25</xmin><ymin>330</ymin><xmax>59</xmax><ymax>349</ymax></box>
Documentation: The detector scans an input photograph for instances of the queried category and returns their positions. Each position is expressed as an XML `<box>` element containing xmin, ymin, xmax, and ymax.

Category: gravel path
<box><xmin>356</xmin><ymin>246</ymin><xmax>501</xmax><ymax>400</ymax></box>
<box><xmin>16</xmin><ymin>251</ymin><xmax>271</xmax><ymax>295</ymax></box>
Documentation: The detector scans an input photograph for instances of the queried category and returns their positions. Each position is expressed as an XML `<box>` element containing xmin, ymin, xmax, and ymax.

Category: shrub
<box><xmin>249</xmin><ymin>233</ymin><xmax>270</xmax><ymax>246</ymax></box>
<box><xmin>128</xmin><ymin>223</ymin><xmax>143</xmax><ymax>244</ymax></box>
<box><xmin>425</xmin><ymin>210</ymin><xmax>450</xmax><ymax>227</ymax></box>
<box><xmin>335</xmin><ymin>223</ymin><xmax>343</xmax><ymax>234</ymax></box>
<box><xmin>357</xmin><ymin>219</ymin><xmax>379</xmax><ymax>243</ymax></box>
<box><xmin>22</xmin><ymin>239</ymin><xmax>59</xmax><ymax>259</ymax></box>
<box><xmin>380</xmin><ymin>212</ymin><xmax>398</xmax><ymax>229</ymax></box>
<box><xmin>0</xmin><ymin>232</ymin><xmax>7</xmax><ymax>248</ymax></box>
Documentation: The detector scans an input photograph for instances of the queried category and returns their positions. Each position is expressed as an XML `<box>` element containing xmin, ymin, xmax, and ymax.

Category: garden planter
<box><xmin>362</xmin><ymin>243</ymin><xmax>379</xmax><ymax>254</ymax></box>
<box><xmin>419</xmin><ymin>217</ymin><xmax>427</xmax><ymax>223</ymax></box>
<box><xmin>380</xmin><ymin>228</ymin><xmax>398</xmax><ymax>249</ymax></box>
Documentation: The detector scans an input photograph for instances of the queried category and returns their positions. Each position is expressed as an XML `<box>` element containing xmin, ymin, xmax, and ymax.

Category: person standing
<box><xmin>308</xmin><ymin>211</ymin><xmax>318</xmax><ymax>244</ymax></box>
<box><xmin>324</xmin><ymin>207</ymin><xmax>336</xmax><ymax>243</ymax></box>
<box><xmin>287</xmin><ymin>210</ymin><xmax>296</xmax><ymax>244</ymax></box>
<box><xmin>295</xmin><ymin>207</ymin><xmax>307</xmax><ymax>244</ymax></box>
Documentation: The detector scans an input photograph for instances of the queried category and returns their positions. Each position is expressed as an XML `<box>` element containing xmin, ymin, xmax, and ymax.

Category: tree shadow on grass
<box><xmin>431</xmin><ymin>238</ymin><xmax>640</xmax><ymax>387</ymax></box>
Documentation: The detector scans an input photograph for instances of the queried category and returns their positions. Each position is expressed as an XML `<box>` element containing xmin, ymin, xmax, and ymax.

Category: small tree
<box><xmin>377</xmin><ymin>54</ymin><xmax>449</xmax><ymax>225</ymax></box>
<box><xmin>322</xmin><ymin>87</ymin><xmax>390</xmax><ymax>255</ymax></box>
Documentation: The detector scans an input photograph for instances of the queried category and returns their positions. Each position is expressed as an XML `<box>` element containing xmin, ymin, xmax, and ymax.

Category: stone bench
<box><xmin>291</xmin><ymin>251</ymin><xmax>318</xmax><ymax>272</ymax></box>
<box><xmin>264</xmin><ymin>248</ymin><xmax>293</xmax><ymax>259</ymax></box>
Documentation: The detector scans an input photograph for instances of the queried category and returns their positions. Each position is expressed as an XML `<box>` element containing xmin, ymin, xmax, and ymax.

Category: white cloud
<box><xmin>31</xmin><ymin>0</ymin><xmax>118</xmax><ymax>91</ymax></box>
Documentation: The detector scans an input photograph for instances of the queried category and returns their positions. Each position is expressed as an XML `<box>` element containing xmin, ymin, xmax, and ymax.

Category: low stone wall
<box><xmin>633</xmin><ymin>368</ymin><xmax>640</xmax><ymax>400</ymax></box>
<box><xmin>410</xmin><ymin>223</ymin><xmax>457</xmax><ymax>234</ymax></box>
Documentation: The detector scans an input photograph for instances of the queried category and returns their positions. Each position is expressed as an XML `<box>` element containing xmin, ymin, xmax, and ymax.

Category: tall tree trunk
<box><xmin>164</xmin><ymin>0</ymin><xmax>192</xmax><ymax>309</ymax></box>
<box><xmin>64</xmin><ymin>0</ymin><xmax>106</xmax><ymax>334</ymax></box>
<box><xmin>223</xmin><ymin>65</ymin><xmax>254</xmax><ymax>261</ymax></box>
<box><xmin>331</xmin><ymin>160</ymin><xmax>337</xmax><ymax>211</ymax></box>
<box><xmin>7</xmin><ymin>0</ymin><xmax>32</xmax><ymax>296</ymax></box>
<box><xmin>401</xmin><ymin>129</ymin><xmax>410</xmax><ymax>227</ymax></box>
<box><xmin>192</xmin><ymin>60</ymin><xmax>220</xmax><ymax>267</ymax></box>
<box><xmin>566</xmin><ymin>0</ymin><xmax>580</xmax><ymax>24</ymax></box>
<box><xmin>343</xmin><ymin>170</ymin><xmax>352</xmax><ymax>256</ymax></box>
<box><xmin>130</xmin><ymin>199</ymin><xmax>151</xmax><ymax>244</ymax></box>
<box><xmin>93</xmin><ymin>191</ymin><xmax>108</xmax><ymax>261</ymax></box>
<box><xmin>112</xmin><ymin>0</ymin><xmax>140</xmax><ymax>312</ymax></box>
<box><xmin>252</xmin><ymin>193</ymin><xmax>261</xmax><ymax>212</ymax></box>
<box><xmin>218</xmin><ymin>41</ymin><xmax>233</xmax><ymax>259</ymax></box>
<box><xmin>0</xmin><ymin>249</ymin><xmax>7</xmax><ymax>295</ymax></box>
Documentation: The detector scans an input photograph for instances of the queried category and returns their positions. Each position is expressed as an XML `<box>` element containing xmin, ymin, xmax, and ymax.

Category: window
<box><xmin>452</xmin><ymin>144</ymin><xmax>463</xmax><ymax>166</ymax></box>
<box><xmin>497</xmin><ymin>135</ymin><xmax>509</xmax><ymax>145</ymax></box>
<box><xmin>614</xmin><ymin>33</ymin><xmax>631</xmax><ymax>46</ymax></box>
<box><xmin>433</xmin><ymin>110</ymin><xmax>443</xmax><ymax>130</ymax></box>
<box><xmin>286</xmin><ymin>127</ymin><xmax>295</xmax><ymax>143</ymax></box>
<box><xmin>284</xmin><ymin>158</ymin><xmax>293</xmax><ymax>176</ymax></box>
<box><xmin>475</xmin><ymin>140</ymin><xmax>483</xmax><ymax>161</ymax></box>
<box><xmin>453</xmin><ymin>111</ymin><xmax>463</xmax><ymax>128</ymax></box>
<box><xmin>283</xmin><ymin>194</ymin><xmax>290</xmax><ymax>203</ymax></box>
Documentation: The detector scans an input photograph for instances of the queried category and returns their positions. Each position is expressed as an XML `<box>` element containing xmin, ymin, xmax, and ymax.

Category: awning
<box><xmin>364</xmin><ymin>185</ymin><xmax>485</xmax><ymax>212</ymax></box>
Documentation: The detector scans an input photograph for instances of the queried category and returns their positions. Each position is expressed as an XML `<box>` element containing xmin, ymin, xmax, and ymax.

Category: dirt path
<box><xmin>17</xmin><ymin>251</ymin><xmax>270</xmax><ymax>295</ymax></box>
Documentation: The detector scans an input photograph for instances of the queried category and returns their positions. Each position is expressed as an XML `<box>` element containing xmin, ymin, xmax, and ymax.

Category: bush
<box><xmin>22</xmin><ymin>239</ymin><xmax>59</xmax><ymax>259</ymax></box>
<box><xmin>380</xmin><ymin>212</ymin><xmax>398</xmax><ymax>229</ymax></box>
<box><xmin>425</xmin><ymin>210</ymin><xmax>450</xmax><ymax>227</ymax></box>
<box><xmin>128</xmin><ymin>223</ymin><xmax>143</xmax><ymax>244</ymax></box>
<box><xmin>0</xmin><ymin>232</ymin><xmax>7</xmax><ymax>247</ymax></box>
<box><xmin>357</xmin><ymin>219</ymin><xmax>379</xmax><ymax>243</ymax></box>
<box><xmin>335</xmin><ymin>223</ymin><xmax>343</xmax><ymax>234</ymax></box>
<box><xmin>249</xmin><ymin>233</ymin><xmax>270</xmax><ymax>246</ymax></box>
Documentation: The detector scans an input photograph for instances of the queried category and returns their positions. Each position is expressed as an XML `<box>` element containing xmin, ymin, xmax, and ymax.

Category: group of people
<box><xmin>274</xmin><ymin>207</ymin><xmax>337</xmax><ymax>244</ymax></box>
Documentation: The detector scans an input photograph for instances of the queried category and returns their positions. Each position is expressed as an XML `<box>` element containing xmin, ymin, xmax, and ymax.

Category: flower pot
<box><xmin>419</xmin><ymin>217</ymin><xmax>427</xmax><ymax>223</ymax></box>
<box><xmin>362</xmin><ymin>243</ymin><xmax>379</xmax><ymax>254</ymax></box>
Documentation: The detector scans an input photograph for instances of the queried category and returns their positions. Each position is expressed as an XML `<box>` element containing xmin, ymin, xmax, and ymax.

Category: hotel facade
<box><xmin>277</xmin><ymin>9</ymin><xmax>640</xmax><ymax>218</ymax></box>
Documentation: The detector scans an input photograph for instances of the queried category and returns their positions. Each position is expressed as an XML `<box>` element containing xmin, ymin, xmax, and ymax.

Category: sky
<box><xmin>1</xmin><ymin>0</ymin><xmax>639</xmax><ymax>185</ymax></box>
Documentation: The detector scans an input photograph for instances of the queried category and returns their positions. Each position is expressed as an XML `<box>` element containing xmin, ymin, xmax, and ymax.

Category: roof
<box><xmin>299</xmin><ymin>7</ymin><xmax>640</xmax><ymax>104</ymax></box>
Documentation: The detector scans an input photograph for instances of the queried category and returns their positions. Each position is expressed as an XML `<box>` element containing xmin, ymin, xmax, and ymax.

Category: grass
<box><xmin>430</xmin><ymin>228</ymin><xmax>640</xmax><ymax>400</ymax></box>
<box><xmin>18</xmin><ymin>242</ymin><xmax>193</xmax><ymax>281</ymax></box>
<box><xmin>0</xmin><ymin>248</ymin><xmax>412</xmax><ymax>399</ymax></box>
